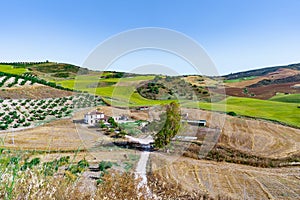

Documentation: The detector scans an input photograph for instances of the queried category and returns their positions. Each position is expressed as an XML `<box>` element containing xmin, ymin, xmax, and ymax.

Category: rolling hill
<box><xmin>1</xmin><ymin>61</ymin><xmax>299</xmax><ymax>127</ymax></box>
<box><xmin>223</xmin><ymin>63</ymin><xmax>300</xmax><ymax>80</ymax></box>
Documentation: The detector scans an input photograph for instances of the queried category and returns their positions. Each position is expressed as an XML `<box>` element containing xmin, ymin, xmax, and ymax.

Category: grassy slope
<box><xmin>184</xmin><ymin>96</ymin><xmax>300</xmax><ymax>128</ymax></box>
<box><xmin>0</xmin><ymin>65</ymin><xmax>27</xmax><ymax>75</ymax></box>
<box><xmin>1</xmin><ymin>64</ymin><xmax>298</xmax><ymax>127</ymax></box>
<box><xmin>56</xmin><ymin>75</ymin><xmax>154</xmax><ymax>88</ymax></box>
<box><xmin>57</xmin><ymin>75</ymin><xmax>173</xmax><ymax>106</ymax></box>
<box><xmin>269</xmin><ymin>93</ymin><xmax>300</xmax><ymax>103</ymax></box>
<box><xmin>58</xmin><ymin>75</ymin><xmax>300</xmax><ymax>126</ymax></box>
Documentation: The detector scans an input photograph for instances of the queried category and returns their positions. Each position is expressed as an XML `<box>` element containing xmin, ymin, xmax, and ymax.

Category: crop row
<box><xmin>0</xmin><ymin>94</ymin><xmax>105</xmax><ymax>130</ymax></box>
<box><xmin>0</xmin><ymin>71</ymin><xmax>75</xmax><ymax>91</ymax></box>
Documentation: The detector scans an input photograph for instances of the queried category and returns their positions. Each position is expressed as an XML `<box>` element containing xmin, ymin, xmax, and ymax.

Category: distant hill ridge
<box><xmin>1</xmin><ymin>61</ymin><xmax>300</xmax><ymax>79</ymax></box>
<box><xmin>223</xmin><ymin>63</ymin><xmax>300</xmax><ymax>80</ymax></box>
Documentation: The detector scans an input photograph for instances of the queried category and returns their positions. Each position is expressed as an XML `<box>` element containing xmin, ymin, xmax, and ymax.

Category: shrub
<box><xmin>17</xmin><ymin>118</ymin><xmax>25</xmax><ymax>123</ymax></box>
<box><xmin>53</xmin><ymin>72</ymin><xmax>69</xmax><ymax>78</ymax></box>
<box><xmin>0</xmin><ymin>123</ymin><xmax>8</xmax><ymax>130</ymax></box>
<box><xmin>67</xmin><ymin>159</ymin><xmax>89</xmax><ymax>174</ymax></box>
<box><xmin>227</xmin><ymin>111</ymin><xmax>237</xmax><ymax>116</ymax></box>
<box><xmin>20</xmin><ymin>79</ymin><xmax>27</xmax><ymax>85</ymax></box>
<box><xmin>108</xmin><ymin>117</ymin><xmax>118</xmax><ymax>128</ymax></box>
<box><xmin>21</xmin><ymin>158</ymin><xmax>41</xmax><ymax>171</ymax></box>
<box><xmin>13</xmin><ymin>123</ymin><xmax>20</xmax><ymax>128</ymax></box>
<box><xmin>23</xmin><ymin>122</ymin><xmax>31</xmax><ymax>127</ymax></box>
<box><xmin>99</xmin><ymin>161</ymin><xmax>113</xmax><ymax>172</ymax></box>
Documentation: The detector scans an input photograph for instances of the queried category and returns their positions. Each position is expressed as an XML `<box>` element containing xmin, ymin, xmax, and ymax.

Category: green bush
<box><xmin>21</xmin><ymin>158</ymin><xmax>40</xmax><ymax>171</ymax></box>
<box><xmin>53</xmin><ymin>72</ymin><xmax>70</xmax><ymax>78</ymax></box>
<box><xmin>227</xmin><ymin>111</ymin><xmax>237</xmax><ymax>116</ymax></box>
<box><xmin>99</xmin><ymin>161</ymin><xmax>113</xmax><ymax>172</ymax></box>
<box><xmin>67</xmin><ymin>159</ymin><xmax>89</xmax><ymax>174</ymax></box>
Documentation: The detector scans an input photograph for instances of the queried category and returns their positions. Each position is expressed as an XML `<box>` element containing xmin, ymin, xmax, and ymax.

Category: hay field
<box><xmin>150</xmin><ymin>154</ymin><xmax>300</xmax><ymax>199</ymax></box>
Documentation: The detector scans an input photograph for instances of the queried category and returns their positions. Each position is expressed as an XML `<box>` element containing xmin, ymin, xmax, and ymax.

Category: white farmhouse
<box><xmin>84</xmin><ymin>111</ymin><xmax>105</xmax><ymax>125</ymax></box>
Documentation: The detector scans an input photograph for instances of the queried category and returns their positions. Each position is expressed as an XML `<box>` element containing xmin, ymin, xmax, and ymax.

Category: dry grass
<box><xmin>0</xmin><ymin>168</ymin><xmax>149</xmax><ymax>200</ymax></box>
<box><xmin>183</xmin><ymin>108</ymin><xmax>300</xmax><ymax>159</ymax></box>
<box><xmin>224</xmin><ymin>68</ymin><xmax>300</xmax><ymax>88</ymax></box>
<box><xmin>149</xmin><ymin>154</ymin><xmax>300</xmax><ymax>200</ymax></box>
<box><xmin>0</xmin><ymin>119</ymin><xmax>84</xmax><ymax>150</ymax></box>
<box><xmin>0</xmin><ymin>85</ymin><xmax>74</xmax><ymax>99</ymax></box>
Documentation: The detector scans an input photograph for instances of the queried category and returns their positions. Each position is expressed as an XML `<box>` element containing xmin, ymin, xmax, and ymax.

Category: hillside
<box><xmin>216</xmin><ymin>65</ymin><xmax>300</xmax><ymax>100</ymax></box>
<box><xmin>137</xmin><ymin>76</ymin><xmax>215</xmax><ymax>101</ymax></box>
<box><xmin>1</xmin><ymin>61</ymin><xmax>299</xmax><ymax>126</ymax></box>
<box><xmin>223</xmin><ymin>63</ymin><xmax>300</xmax><ymax>80</ymax></box>
<box><xmin>269</xmin><ymin>93</ymin><xmax>300</xmax><ymax>103</ymax></box>
<box><xmin>0</xmin><ymin>61</ymin><xmax>91</xmax><ymax>81</ymax></box>
<box><xmin>150</xmin><ymin>154</ymin><xmax>300</xmax><ymax>200</ymax></box>
<box><xmin>0</xmin><ymin>61</ymin><xmax>299</xmax><ymax>200</ymax></box>
<box><xmin>0</xmin><ymin>85</ymin><xmax>73</xmax><ymax>99</ymax></box>
<box><xmin>184</xmin><ymin>96</ymin><xmax>300</xmax><ymax>128</ymax></box>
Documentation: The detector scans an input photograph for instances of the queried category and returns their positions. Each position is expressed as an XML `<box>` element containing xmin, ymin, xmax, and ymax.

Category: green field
<box><xmin>184</xmin><ymin>96</ymin><xmax>300</xmax><ymax>128</ymax></box>
<box><xmin>56</xmin><ymin>75</ymin><xmax>154</xmax><ymax>88</ymax></box>
<box><xmin>58</xmin><ymin>75</ymin><xmax>300</xmax><ymax>127</ymax></box>
<box><xmin>0</xmin><ymin>65</ymin><xmax>27</xmax><ymax>75</ymax></box>
<box><xmin>92</xmin><ymin>86</ymin><xmax>174</xmax><ymax>106</ymax></box>
<box><xmin>224</xmin><ymin>76</ymin><xmax>257</xmax><ymax>83</ymax></box>
<box><xmin>41</xmin><ymin>74</ymin><xmax>300</xmax><ymax>127</ymax></box>
<box><xmin>269</xmin><ymin>93</ymin><xmax>300</xmax><ymax>103</ymax></box>
<box><xmin>56</xmin><ymin>75</ymin><xmax>173</xmax><ymax>106</ymax></box>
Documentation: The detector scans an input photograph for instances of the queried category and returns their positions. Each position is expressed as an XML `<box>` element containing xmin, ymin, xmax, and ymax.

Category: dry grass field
<box><xmin>150</xmin><ymin>154</ymin><xmax>300</xmax><ymax>200</ymax></box>
<box><xmin>214</xmin><ymin>82</ymin><xmax>300</xmax><ymax>99</ymax></box>
<box><xmin>2</xmin><ymin>106</ymin><xmax>298</xmax><ymax>159</ymax></box>
<box><xmin>224</xmin><ymin>68</ymin><xmax>300</xmax><ymax>88</ymax></box>
<box><xmin>0</xmin><ymin>107</ymin><xmax>99</xmax><ymax>150</ymax></box>
<box><xmin>183</xmin><ymin>108</ymin><xmax>300</xmax><ymax>158</ymax></box>
<box><xmin>0</xmin><ymin>106</ymin><xmax>148</xmax><ymax>151</ymax></box>
<box><xmin>0</xmin><ymin>119</ymin><xmax>85</xmax><ymax>150</ymax></box>
<box><xmin>0</xmin><ymin>85</ymin><xmax>74</xmax><ymax>99</ymax></box>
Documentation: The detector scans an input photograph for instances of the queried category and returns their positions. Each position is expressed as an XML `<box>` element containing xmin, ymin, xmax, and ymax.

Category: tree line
<box><xmin>0</xmin><ymin>71</ymin><xmax>76</xmax><ymax>92</ymax></box>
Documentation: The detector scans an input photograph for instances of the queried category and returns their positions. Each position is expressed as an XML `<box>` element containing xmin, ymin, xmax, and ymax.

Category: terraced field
<box><xmin>150</xmin><ymin>154</ymin><xmax>300</xmax><ymax>199</ymax></box>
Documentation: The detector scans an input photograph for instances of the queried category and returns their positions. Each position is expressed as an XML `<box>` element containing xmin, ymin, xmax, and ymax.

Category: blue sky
<box><xmin>1</xmin><ymin>0</ymin><xmax>300</xmax><ymax>75</ymax></box>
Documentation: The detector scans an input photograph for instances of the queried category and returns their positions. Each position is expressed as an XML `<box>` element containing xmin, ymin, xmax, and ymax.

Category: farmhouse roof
<box><xmin>85</xmin><ymin>111</ymin><xmax>104</xmax><ymax>115</ymax></box>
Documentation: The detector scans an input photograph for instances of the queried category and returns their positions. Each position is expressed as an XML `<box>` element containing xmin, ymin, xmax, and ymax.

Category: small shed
<box><xmin>182</xmin><ymin>119</ymin><xmax>207</xmax><ymax>127</ymax></box>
